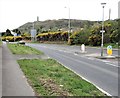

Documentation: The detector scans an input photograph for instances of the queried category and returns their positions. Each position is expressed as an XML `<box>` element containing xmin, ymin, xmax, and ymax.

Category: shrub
<box><xmin>2</xmin><ymin>36</ymin><xmax>22</xmax><ymax>42</ymax></box>
<box><xmin>2</xmin><ymin>37</ymin><xmax>6</xmax><ymax>41</ymax></box>
<box><xmin>6</xmin><ymin>36</ymin><xmax>14</xmax><ymax>42</ymax></box>
<box><xmin>37</xmin><ymin>32</ymin><xmax>68</xmax><ymax>42</ymax></box>
<box><xmin>14</xmin><ymin>36</ymin><xmax>22</xmax><ymax>41</ymax></box>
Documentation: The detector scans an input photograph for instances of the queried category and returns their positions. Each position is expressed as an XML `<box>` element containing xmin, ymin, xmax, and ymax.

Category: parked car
<box><xmin>17</xmin><ymin>40</ymin><xmax>25</xmax><ymax>45</ymax></box>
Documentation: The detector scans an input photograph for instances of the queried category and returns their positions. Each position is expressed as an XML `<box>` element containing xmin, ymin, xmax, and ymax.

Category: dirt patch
<box><xmin>39</xmin><ymin>78</ymin><xmax>71</xmax><ymax>96</ymax></box>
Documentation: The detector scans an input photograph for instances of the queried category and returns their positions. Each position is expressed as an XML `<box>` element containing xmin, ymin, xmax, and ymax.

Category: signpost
<box><xmin>31</xmin><ymin>29</ymin><xmax>37</xmax><ymax>42</ymax></box>
<box><xmin>107</xmin><ymin>45</ymin><xmax>112</xmax><ymax>56</ymax></box>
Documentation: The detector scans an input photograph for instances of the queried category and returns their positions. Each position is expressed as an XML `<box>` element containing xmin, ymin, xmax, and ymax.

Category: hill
<box><xmin>17</xmin><ymin>19</ymin><xmax>97</xmax><ymax>33</ymax></box>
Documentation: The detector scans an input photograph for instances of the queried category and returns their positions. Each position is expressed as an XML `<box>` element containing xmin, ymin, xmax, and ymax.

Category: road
<box><xmin>27</xmin><ymin>43</ymin><xmax>119</xmax><ymax>96</ymax></box>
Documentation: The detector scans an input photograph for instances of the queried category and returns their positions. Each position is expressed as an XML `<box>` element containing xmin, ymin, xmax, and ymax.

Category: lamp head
<box><xmin>101</xmin><ymin>3</ymin><xmax>106</xmax><ymax>6</ymax></box>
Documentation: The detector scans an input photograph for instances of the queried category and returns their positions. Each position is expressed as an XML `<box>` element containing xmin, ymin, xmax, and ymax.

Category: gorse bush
<box><xmin>2</xmin><ymin>36</ymin><xmax>22</xmax><ymax>42</ymax></box>
<box><xmin>69</xmin><ymin>20</ymin><xmax>118</xmax><ymax>46</ymax></box>
<box><xmin>37</xmin><ymin>32</ymin><xmax>68</xmax><ymax>41</ymax></box>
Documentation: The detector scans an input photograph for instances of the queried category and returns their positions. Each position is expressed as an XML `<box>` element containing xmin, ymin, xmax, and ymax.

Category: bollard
<box><xmin>107</xmin><ymin>45</ymin><xmax>112</xmax><ymax>56</ymax></box>
<box><xmin>81</xmin><ymin>44</ymin><xmax>85</xmax><ymax>53</ymax></box>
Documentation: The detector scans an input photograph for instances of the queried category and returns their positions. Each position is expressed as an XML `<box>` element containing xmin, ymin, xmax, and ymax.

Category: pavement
<box><xmin>0</xmin><ymin>46</ymin><xmax>2</xmax><ymax>97</ymax></box>
<box><xmin>2</xmin><ymin>42</ymin><xmax>35</xmax><ymax>96</ymax></box>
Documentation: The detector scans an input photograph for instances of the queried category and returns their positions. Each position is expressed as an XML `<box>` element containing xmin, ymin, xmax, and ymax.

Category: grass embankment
<box><xmin>0</xmin><ymin>41</ymin><xmax>2</xmax><ymax>47</ymax></box>
<box><xmin>86</xmin><ymin>43</ymin><xmax>118</xmax><ymax>49</ymax></box>
<box><xmin>18</xmin><ymin>59</ymin><xmax>105</xmax><ymax>96</ymax></box>
<box><xmin>7</xmin><ymin>43</ymin><xmax>43</xmax><ymax>55</ymax></box>
<box><xmin>104</xmin><ymin>43</ymin><xmax>118</xmax><ymax>49</ymax></box>
<box><xmin>0</xmin><ymin>37</ymin><xmax>2</xmax><ymax>47</ymax></box>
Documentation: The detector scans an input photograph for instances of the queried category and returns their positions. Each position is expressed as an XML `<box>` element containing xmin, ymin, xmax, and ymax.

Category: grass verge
<box><xmin>0</xmin><ymin>38</ymin><xmax>2</xmax><ymax>47</ymax></box>
<box><xmin>7</xmin><ymin>43</ymin><xmax>43</xmax><ymax>55</ymax></box>
<box><xmin>0</xmin><ymin>41</ymin><xmax>2</xmax><ymax>47</ymax></box>
<box><xmin>104</xmin><ymin>43</ymin><xmax>118</xmax><ymax>49</ymax></box>
<box><xmin>18</xmin><ymin>59</ymin><xmax>106</xmax><ymax>96</ymax></box>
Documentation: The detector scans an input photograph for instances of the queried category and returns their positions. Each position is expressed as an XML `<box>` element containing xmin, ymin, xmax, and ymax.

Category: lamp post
<box><xmin>65</xmin><ymin>7</ymin><xmax>71</xmax><ymax>41</ymax></box>
<box><xmin>100</xmin><ymin>3</ymin><xmax>106</xmax><ymax>56</ymax></box>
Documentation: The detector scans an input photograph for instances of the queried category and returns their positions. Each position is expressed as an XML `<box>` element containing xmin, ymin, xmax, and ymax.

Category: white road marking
<box><xmin>105</xmin><ymin>63</ymin><xmax>119</xmax><ymax>67</ymax></box>
<box><xmin>74</xmin><ymin>53</ymin><xmax>78</xmax><ymax>55</ymax></box>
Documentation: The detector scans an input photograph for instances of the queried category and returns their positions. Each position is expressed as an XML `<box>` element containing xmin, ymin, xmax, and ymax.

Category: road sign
<box><xmin>31</xmin><ymin>29</ymin><xmax>37</xmax><ymax>37</ymax></box>
<box><xmin>100</xmin><ymin>30</ymin><xmax>105</xmax><ymax>33</ymax></box>
<box><xmin>107</xmin><ymin>45</ymin><xmax>112</xmax><ymax>56</ymax></box>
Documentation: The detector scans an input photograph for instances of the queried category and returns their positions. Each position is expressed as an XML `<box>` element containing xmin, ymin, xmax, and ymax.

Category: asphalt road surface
<box><xmin>27</xmin><ymin>43</ymin><xmax>119</xmax><ymax>96</ymax></box>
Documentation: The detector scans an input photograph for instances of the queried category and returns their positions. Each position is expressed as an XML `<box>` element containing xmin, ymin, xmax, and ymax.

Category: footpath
<box><xmin>0</xmin><ymin>46</ymin><xmax>2</xmax><ymax>97</ymax></box>
<box><xmin>2</xmin><ymin>42</ymin><xmax>35</xmax><ymax>96</ymax></box>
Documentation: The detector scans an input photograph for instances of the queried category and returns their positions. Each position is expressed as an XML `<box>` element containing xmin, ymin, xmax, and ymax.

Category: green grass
<box><xmin>18</xmin><ymin>59</ymin><xmax>106</xmax><ymax>96</ymax></box>
<box><xmin>7</xmin><ymin>43</ymin><xmax>43</xmax><ymax>55</ymax></box>
<box><xmin>0</xmin><ymin>41</ymin><xmax>2</xmax><ymax>47</ymax></box>
<box><xmin>104</xmin><ymin>43</ymin><xmax>118</xmax><ymax>49</ymax></box>
<box><xmin>0</xmin><ymin>37</ymin><xmax>2</xmax><ymax>47</ymax></box>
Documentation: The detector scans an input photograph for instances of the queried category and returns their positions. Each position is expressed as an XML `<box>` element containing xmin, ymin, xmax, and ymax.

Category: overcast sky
<box><xmin>0</xmin><ymin>0</ymin><xmax>119</xmax><ymax>32</ymax></box>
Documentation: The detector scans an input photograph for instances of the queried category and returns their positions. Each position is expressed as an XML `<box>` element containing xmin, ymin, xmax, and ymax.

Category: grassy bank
<box><xmin>0</xmin><ymin>41</ymin><xmax>2</xmax><ymax>47</ymax></box>
<box><xmin>104</xmin><ymin>43</ymin><xmax>118</xmax><ymax>49</ymax></box>
<box><xmin>7</xmin><ymin>43</ymin><xmax>43</xmax><ymax>55</ymax></box>
<box><xmin>18</xmin><ymin>59</ymin><xmax>106</xmax><ymax>96</ymax></box>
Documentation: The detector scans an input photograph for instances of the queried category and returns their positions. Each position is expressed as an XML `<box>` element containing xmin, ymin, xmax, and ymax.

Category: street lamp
<box><xmin>65</xmin><ymin>7</ymin><xmax>71</xmax><ymax>41</ymax></box>
<box><xmin>100</xmin><ymin>3</ymin><xmax>106</xmax><ymax>56</ymax></box>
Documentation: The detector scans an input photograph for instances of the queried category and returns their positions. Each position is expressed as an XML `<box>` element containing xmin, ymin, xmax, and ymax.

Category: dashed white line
<box><xmin>105</xmin><ymin>63</ymin><xmax>118</xmax><ymax>67</ymax></box>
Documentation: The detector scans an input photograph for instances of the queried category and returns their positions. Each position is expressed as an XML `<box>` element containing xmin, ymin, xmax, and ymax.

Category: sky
<box><xmin>0</xmin><ymin>0</ymin><xmax>119</xmax><ymax>32</ymax></box>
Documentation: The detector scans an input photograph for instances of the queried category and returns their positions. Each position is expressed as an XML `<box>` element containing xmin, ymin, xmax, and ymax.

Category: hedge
<box><xmin>2</xmin><ymin>36</ymin><xmax>22</xmax><ymax>42</ymax></box>
<box><xmin>37</xmin><ymin>32</ymin><xmax>68</xmax><ymax>41</ymax></box>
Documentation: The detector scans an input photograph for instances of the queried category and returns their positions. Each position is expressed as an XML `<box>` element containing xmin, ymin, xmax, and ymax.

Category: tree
<box><xmin>12</xmin><ymin>29</ymin><xmax>21</xmax><ymax>36</ymax></box>
<box><xmin>5</xmin><ymin>29</ymin><xmax>12</xmax><ymax>36</ymax></box>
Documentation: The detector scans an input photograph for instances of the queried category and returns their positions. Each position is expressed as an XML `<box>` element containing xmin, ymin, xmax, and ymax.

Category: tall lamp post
<box><xmin>100</xmin><ymin>3</ymin><xmax>106</xmax><ymax>56</ymax></box>
<box><xmin>65</xmin><ymin>7</ymin><xmax>71</xmax><ymax>41</ymax></box>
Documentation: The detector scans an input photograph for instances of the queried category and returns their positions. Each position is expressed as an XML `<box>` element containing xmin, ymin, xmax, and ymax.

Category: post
<box><xmin>65</xmin><ymin>6</ymin><xmax>71</xmax><ymax>42</ymax></box>
<box><xmin>101</xmin><ymin>3</ymin><xmax>106</xmax><ymax>56</ymax></box>
<box><xmin>68</xmin><ymin>7</ymin><xmax>71</xmax><ymax>40</ymax></box>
